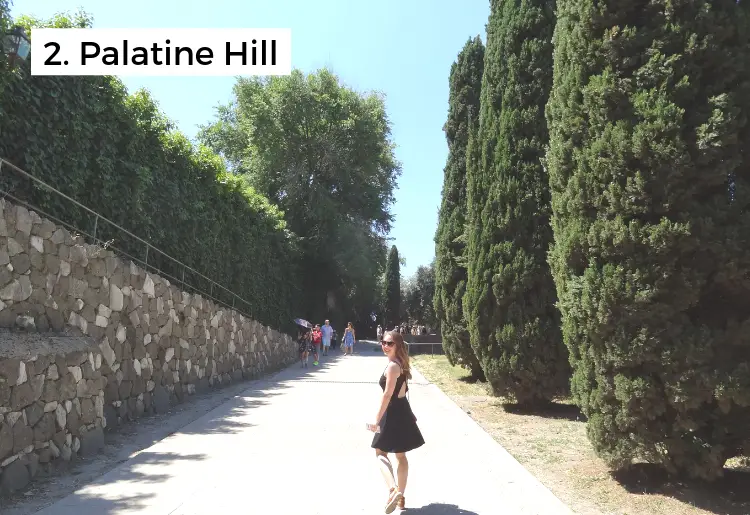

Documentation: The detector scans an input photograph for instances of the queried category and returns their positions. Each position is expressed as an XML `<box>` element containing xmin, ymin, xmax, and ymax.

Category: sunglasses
<box><xmin>380</xmin><ymin>340</ymin><xmax>395</xmax><ymax>347</ymax></box>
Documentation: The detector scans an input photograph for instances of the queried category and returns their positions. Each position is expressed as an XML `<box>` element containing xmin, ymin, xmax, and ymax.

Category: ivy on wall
<box><xmin>0</xmin><ymin>12</ymin><xmax>301</xmax><ymax>332</ymax></box>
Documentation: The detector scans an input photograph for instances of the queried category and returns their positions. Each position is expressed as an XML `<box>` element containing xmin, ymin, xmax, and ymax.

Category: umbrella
<box><xmin>294</xmin><ymin>318</ymin><xmax>312</xmax><ymax>329</ymax></box>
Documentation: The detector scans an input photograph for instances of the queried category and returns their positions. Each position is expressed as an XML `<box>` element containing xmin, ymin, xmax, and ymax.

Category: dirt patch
<box><xmin>411</xmin><ymin>355</ymin><xmax>750</xmax><ymax>515</ymax></box>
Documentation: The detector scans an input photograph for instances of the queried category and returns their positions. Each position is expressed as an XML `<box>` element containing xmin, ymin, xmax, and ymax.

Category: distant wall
<box><xmin>0</xmin><ymin>199</ymin><xmax>296</xmax><ymax>495</ymax></box>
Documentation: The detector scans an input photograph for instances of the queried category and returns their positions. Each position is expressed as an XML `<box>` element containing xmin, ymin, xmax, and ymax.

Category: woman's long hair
<box><xmin>387</xmin><ymin>330</ymin><xmax>411</xmax><ymax>380</ymax></box>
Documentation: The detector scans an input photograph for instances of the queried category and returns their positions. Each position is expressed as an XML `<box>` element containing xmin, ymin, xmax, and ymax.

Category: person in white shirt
<box><xmin>321</xmin><ymin>319</ymin><xmax>334</xmax><ymax>356</ymax></box>
<box><xmin>377</xmin><ymin>325</ymin><xmax>383</xmax><ymax>341</ymax></box>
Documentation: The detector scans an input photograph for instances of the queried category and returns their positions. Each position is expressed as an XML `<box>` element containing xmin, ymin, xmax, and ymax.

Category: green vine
<box><xmin>0</xmin><ymin>9</ymin><xmax>301</xmax><ymax>333</ymax></box>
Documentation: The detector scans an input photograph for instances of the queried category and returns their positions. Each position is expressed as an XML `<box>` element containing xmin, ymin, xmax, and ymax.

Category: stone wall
<box><xmin>0</xmin><ymin>333</ymin><xmax>105</xmax><ymax>494</ymax></box>
<box><xmin>0</xmin><ymin>199</ymin><xmax>297</xmax><ymax>495</ymax></box>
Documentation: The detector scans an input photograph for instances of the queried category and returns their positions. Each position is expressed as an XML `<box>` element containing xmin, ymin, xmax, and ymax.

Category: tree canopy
<box><xmin>434</xmin><ymin>36</ymin><xmax>485</xmax><ymax>378</ymax></box>
<box><xmin>199</xmin><ymin>69</ymin><xmax>401</xmax><ymax>327</ymax></box>
<box><xmin>402</xmin><ymin>261</ymin><xmax>437</xmax><ymax>329</ymax></box>
<box><xmin>382</xmin><ymin>245</ymin><xmax>401</xmax><ymax>329</ymax></box>
<box><xmin>463</xmin><ymin>0</ymin><xmax>568</xmax><ymax>405</ymax></box>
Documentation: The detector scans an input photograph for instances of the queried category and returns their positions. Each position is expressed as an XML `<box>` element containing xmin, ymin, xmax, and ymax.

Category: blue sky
<box><xmin>14</xmin><ymin>0</ymin><xmax>490</xmax><ymax>279</ymax></box>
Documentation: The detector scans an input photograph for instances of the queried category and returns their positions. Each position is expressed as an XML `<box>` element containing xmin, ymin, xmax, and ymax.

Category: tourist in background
<box><xmin>311</xmin><ymin>324</ymin><xmax>322</xmax><ymax>366</ymax></box>
<box><xmin>343</xmin><ymin>322</ymin><xmax>356</xmax><ymax>355</ymax></box>
<box><xmin>321</xmin><ymin>319</ymin><xmax>333</xmax><ymax>356</ymax></box>
<box><xmin>367</xmin><ymin>330</ymin><xmax>424</xmax><ymax>513</ymax></box>
<box><xmin>298</xmin><ymin>328</ymin><xmax>312</xmax><ymax>368</ymax></box>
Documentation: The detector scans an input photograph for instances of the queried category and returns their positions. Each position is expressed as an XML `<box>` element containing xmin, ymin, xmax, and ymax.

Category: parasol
<box><xmin>294</xmin><ymin>318</ymin><xmax>313</xmax><ymax>329</ymax></box>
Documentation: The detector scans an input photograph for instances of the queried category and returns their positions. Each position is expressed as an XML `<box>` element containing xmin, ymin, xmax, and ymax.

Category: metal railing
<box><xmin>0</xmin><ymin>158</ymin><xmax>256</xmax><ymax>320</ymax></box>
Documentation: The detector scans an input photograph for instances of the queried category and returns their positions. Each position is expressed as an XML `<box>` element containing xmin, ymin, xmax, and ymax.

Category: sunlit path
<box><xmin>35</xmin><ymin>344</ymin><xmax>570</xmax><ymax>514</ymax></box>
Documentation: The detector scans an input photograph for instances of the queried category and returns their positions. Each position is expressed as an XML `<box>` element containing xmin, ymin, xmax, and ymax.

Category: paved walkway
<box><xmin>35</xmin><ymin>344</ymin><xmax>571</xmax><ymax>514</ymax></box>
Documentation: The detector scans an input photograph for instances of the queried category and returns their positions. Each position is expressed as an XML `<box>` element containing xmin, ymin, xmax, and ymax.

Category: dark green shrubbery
<box><xmin>546</xmin><ymin>0</ymin><xmax>750</xmax><ymax>479</ymax></box>
<box><xmin>464</xmin><ymin>0</ymin><xmax>568</xmax><ymax>404</ymax></box>
<box><xmin>434</xmin><ymin>36</ymin><xmax>484</xmax><ymax>379</ymax></box>
<box><xmin>0</xmin><ymin>12</ymin><xmax>300</xmax><ymax>331</ymax></box>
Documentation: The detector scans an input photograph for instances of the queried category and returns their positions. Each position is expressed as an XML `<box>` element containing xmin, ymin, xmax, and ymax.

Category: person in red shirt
<box><xmin>311</xmin><ymin>324</ymin><xmax>323</xmax><ymax>366</ymax></box>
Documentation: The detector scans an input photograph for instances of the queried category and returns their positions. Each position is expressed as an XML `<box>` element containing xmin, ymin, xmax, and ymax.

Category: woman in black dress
<box><xmin>367</xmin><ymin>330</ymin><xmax>424</xmax><ymax>513</ymax></box>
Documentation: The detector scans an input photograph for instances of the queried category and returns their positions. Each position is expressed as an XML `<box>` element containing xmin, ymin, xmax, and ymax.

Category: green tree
<box><xmin>403</xmin><ymin>261</ymin><xmax>437</xmax><ymax>329</ymax></box>
<box><xmin>383</xmin><ymin>245</ymin><xmax>401</xmax><ymax>328</ymax></box>
<box><xmin>546</xmin><ymin>0</ymin><xmax>750</xmax><ymax>479</ymax></box>
<box><xmin>199</xmin><ymin>69</ymin><xmax>400</xmax><ymax>327</ymax></box>
<box><xmin>434</xmin><ymin>36</ymin><xmax>485</xmax><ymax>378</ymax></box>
<box><xmin>464</xmin><ymin>0</ymin><xmax>568</xmax><ymax>404</ymax></box>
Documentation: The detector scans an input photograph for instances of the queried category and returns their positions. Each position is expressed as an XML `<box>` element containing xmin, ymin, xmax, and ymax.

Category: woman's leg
<box><xmin>375</xmin><ymin>449</ymin><xmax>397</xmax><ymax>491</ymax></box>
<box><xmin>394</xmin><ymin>452</ymin><xmax>409</xmax><ymax>494</ymax></box>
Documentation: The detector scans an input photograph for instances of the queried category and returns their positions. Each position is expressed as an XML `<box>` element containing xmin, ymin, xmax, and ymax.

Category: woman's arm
<box><xmin>372</xmin><ymin>362</ymin><xmax>399</xmax><ymax>426</ymax></box>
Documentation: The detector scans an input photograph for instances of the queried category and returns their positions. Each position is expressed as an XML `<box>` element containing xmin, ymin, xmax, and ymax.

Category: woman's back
<box><xmin>379</xmin><ymin>361</ymin><xmax>408</xmax><ymax>399</ymax></box>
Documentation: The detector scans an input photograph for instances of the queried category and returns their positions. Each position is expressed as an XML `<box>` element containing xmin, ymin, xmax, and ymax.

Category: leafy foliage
<box><xmin>402</xmin><ymin>261</ymin><xmax>437</xmax><ymax>329</ymax></box>
<box><xmin>382</xmin><ymin>245</ymin><xmax>401</xmax><ymax>328</ymax></box>
<box><xmin>198</xmin><ymin>69</ymin><xmax>400</xmax><ymax>329</ymax></box>
<box><xmin>464</xmin><ymin>0</ymin><xmax>568</xmax><ymax>404</ymax></box>
<box><xmin>0</xmin><ymin>10</ymin><xmax>300</xmax><ymax>332</ymax></box>
<box><xmin>546</xmin><ymin>0</ymin><xmax>750</xmax><ymax>479</ymax></box>
<box><xmin>434</xmin><ymin>36</ymin><xmax>484</xmax><ymax>378</ymax></box>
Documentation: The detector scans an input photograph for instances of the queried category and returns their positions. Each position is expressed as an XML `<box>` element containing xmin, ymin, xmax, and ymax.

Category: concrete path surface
<box><xmin>34</xmin><ymin>343</ymin><xmax>572</xmax><ymax>514</ymax></box>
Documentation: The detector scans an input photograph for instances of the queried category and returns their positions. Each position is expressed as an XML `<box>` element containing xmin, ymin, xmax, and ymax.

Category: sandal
<box><xmin>385</xmin><ymin>487</ymin><xmax>403</xmax><ymax>514</ymax></box>
<box><xmin>398</xmin><ymin>496</ymin><xmax>406</xmax><ymax>510</ymax></box>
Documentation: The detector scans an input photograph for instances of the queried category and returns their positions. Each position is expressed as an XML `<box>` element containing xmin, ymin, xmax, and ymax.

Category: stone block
<box><xmin>6</xmin><ymin>238</ymin><xmax>22</xmax><ymax>257</ymax></box>
<box><xmin>0</xmin><ymin>458</ymin><xmax>30</xmax><ymax>495</ymax></box>
<box><xmin>29</xmin><ymin>248</ymin><xmax>44</xmax><ymax>270</ymax></box>
<box><xmin>0</xmin><ymin>360</ymin><xmax>24</xmax><ymax>386</ymax></box>
<box><xmin>55</xmin><ymin>403</ymin><xmax>67</xmax><ymax>430</ymax></box>
<box><xmin>109</xmin><ymin>284</ymin><xmax>123</xmax><ymax>311</ymax></box>
<box><xmin>37</xmin><ymin>447</ymin><xmax>53</xmax><ymax>463</ymax></box>
<box><xmin>33</xmin><ymin>412</ymin><xmax>56</xmax><ymax>442</ymax></box>
<box><xmin>80</xmin><ymin>398</ymin><xmax>96</xmax><ymax>424</ymax></box>
<box><xmin>152</xmin><ymin>385</ymin><xmax>170</xmax><ymax>413</ymax></box>
<box><xmin>41</xmin><ymin>379</ymin><xmax>60</xmax><ymax>403</ymax></box>
<box><xmin>52</xmin><ymin>430</ymin><xmax>66</xmax><ymax>448</ymax></box>
<box><xmin>59</xmin><ymin>373</ymin><xmax>77</xmax><ymax>401</ymax></box>
<box><xmin>15</xmin><ymin>206</ymin><xmax>31</xmax><ymax>234</ymax></box>
<box><xmin>118</xmin><ymin>380</ymin><xmax>132</xmax><ymax>400</ymax></box>
<box><xmin>66</xmin><ymin>409</ymin><xmax>81</xmax><ymax>436</ymax></box>
<box><xmin>10</xmin><ymin>382</ymin><xmax>34</xmax><ymax>411</ymax></box>
<box><xmin>12</xmin><ymin>421</ymin><xmax>32</xmax><ymax>454</ymax></box>
<box><xmin>0</xmin><ymin>422</ymin><xmax>12</xmax><ymax>460</ymax></box>
<box><xmin>46</xmin><ymin>307</ymin><xmax>65</xmax><ymax>331</ymax></box>
<box><xmin>0</xmin><ymin>276</ymin><xmax>32</xmax><ymax>302</ymax></box>
<box><xmin>10</xmin><ymin>253</ymin><xmax>30</xmax><ymax>274</ymax></box>
<box><xmin>103</xmin><ymin>404</ymin><xmax>118</xmax><ymax>430</ymax></box>
<box><xmin>0</xmin><ymin>366</ymin><xmax>10</xmax><ymax>394</ymax></box>
<box><xmin>24</xmin><ymin>401</ymin><xmax>44</xmax><ymax>427</ymax></box>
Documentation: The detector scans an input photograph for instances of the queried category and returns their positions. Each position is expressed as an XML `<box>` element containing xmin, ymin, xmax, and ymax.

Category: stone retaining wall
<box><xmin>0</xmin><ymin>199</ymin><xmax>297</xmax><ymax>495</ymax></box>
<box><xmin>0</xmin><ymin>334</ymin><xmax>105</xmax><ymax>494</ymax></box>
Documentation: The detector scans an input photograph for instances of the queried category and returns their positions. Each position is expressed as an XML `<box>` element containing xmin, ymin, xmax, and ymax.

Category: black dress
<box><xmin>371</xmin><ymin>362</ymin><xmax>425</xmax><ymax>453</ymax></box>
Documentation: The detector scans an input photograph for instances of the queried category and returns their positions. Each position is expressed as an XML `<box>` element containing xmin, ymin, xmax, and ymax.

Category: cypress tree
<box><xmin>546</xmin><ymin>0</ymin><xmax>750</xmax><ymax>479</ymax></box>
<box><xmin>383</xmin><ymin>245</ymin><xmax>401</xmax><ymax>329</ymax></box>
<box><xmin>464</xmin><ymin>0</ymin><xmax>567</xmax><ymax>404</ymax></box>
<box><xmin>434</xmin><ymin>36</ymin><xmax>485</xmax><ymax>379</ymax></box>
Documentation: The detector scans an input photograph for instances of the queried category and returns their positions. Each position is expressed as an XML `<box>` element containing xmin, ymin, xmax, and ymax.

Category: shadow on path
<box><xmin>0</xmin><ymin>367</ymin><xmax>295</xmax><ymax>515</ymax></box>
<box><xmin>405</xmin><ymin>503</ymin><xmax>479</xmax><ymax>514</ymax></box>
<box><xmin>47</xmin><ymin>493</ymin><xmax>155</xmax><ymax>514</ymax></box>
